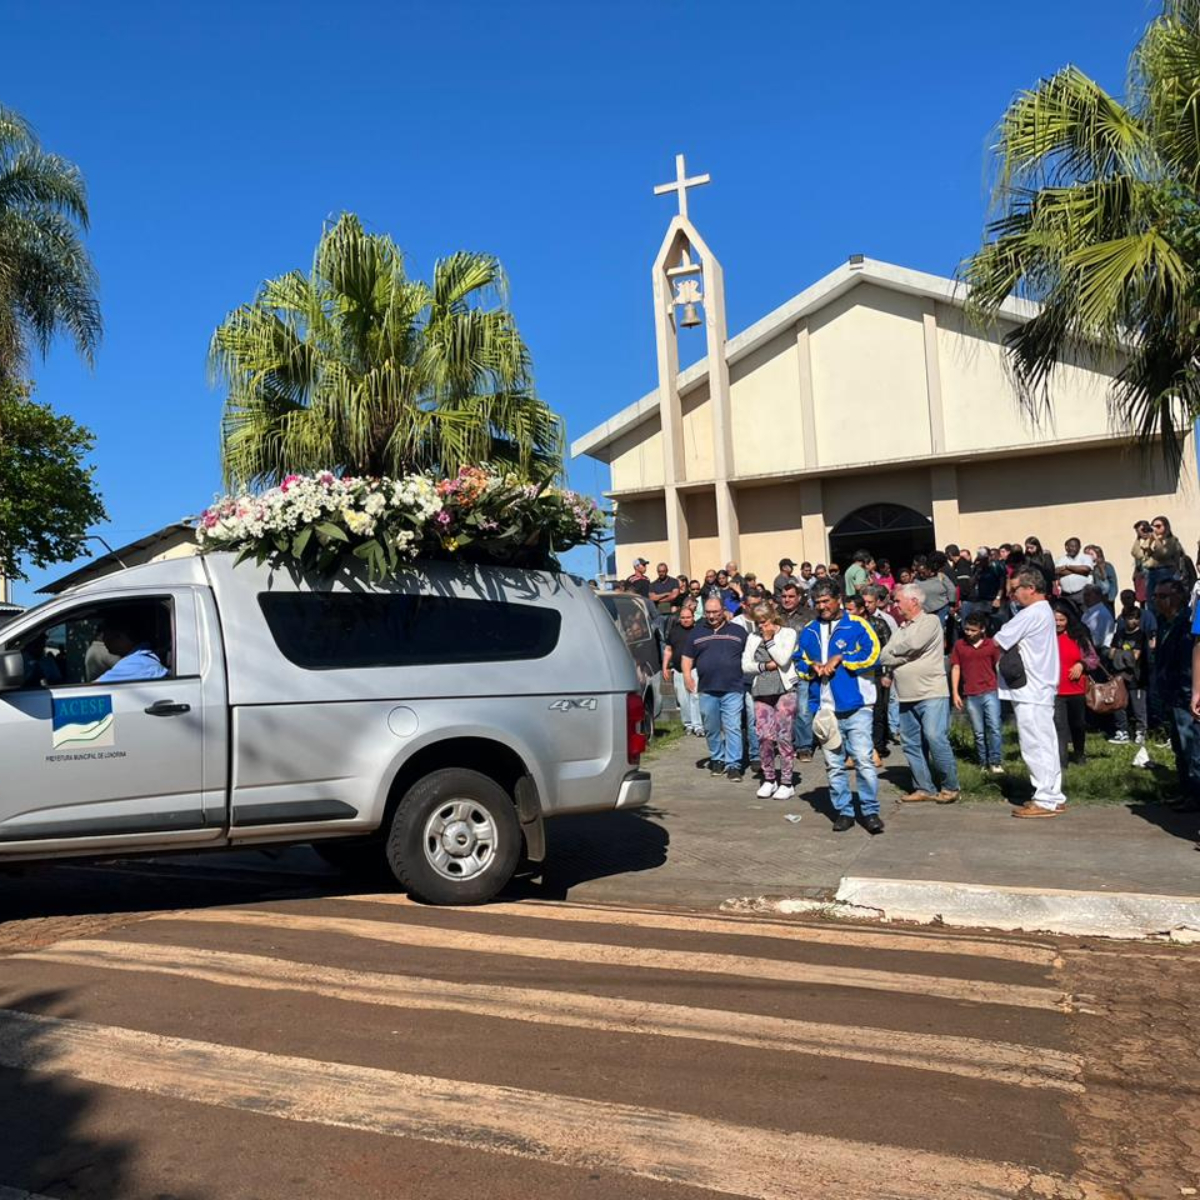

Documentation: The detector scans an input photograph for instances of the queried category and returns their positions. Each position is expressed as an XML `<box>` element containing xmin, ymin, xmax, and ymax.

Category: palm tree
<box><xmin>962</xmin><ymin>0</ymin><xmax>1200</xmax><ymax>465</ymax></box>
<box><xmin>211</xmin><ymin>214</ymin><xmax>563</xmax><ymax>488</ymax></box>
<box><xmin>0</xmin><ymin>105</ymin><xmax>100</xmax><ymax>383</ymax></box>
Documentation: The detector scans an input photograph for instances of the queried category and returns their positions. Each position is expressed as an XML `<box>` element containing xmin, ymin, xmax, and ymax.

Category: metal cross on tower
<box><xmin>653</xmin><ymin>153</ymin><xmax>711</xmax><ymax>220</ymax></box>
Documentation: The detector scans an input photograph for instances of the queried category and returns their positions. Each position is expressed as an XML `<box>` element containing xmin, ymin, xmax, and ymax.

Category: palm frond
<box><xmin>0</xmin><ymin>107</ymin><xmax>99</xmax><ymax>381</ymax></box>
<box><xmin>211</xmin><ymin>213</ymin><xmax>561</xmax><ymax>488</ymax></box>
<box><xmin>963</xmin><ymin>9</ymin><xmax>1200</xmax><ymax>460</ymax></box>
<box><xmin>992</xmin><ymin>66</ymin><xmax>1152</xmax><ymax>191</ymax></box>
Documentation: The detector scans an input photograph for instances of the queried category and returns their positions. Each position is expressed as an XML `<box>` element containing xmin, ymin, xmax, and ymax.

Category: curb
<box><xmin>724</xmin><ymin>878</ymin><xmax>1200</xmax><ymax>941</ymax></box>
<box><xmin>836</xmin><ymin>876</ymin><xmax>1200</xmax><ymax>940</ymax></box>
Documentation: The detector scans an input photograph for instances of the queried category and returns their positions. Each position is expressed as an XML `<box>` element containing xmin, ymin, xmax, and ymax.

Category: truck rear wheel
<box><xmin>386</xmin><ymin>768</ymin><xmax>521</xmax><ymax>906</ymax></box>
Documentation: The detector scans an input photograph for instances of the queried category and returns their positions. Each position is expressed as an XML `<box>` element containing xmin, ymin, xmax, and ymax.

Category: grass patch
<box><xmin>642</xmin><ymin>717</ymin><xmax>687</xmax><ymax>762</ymax></box>
<box><xmin>948</xmin><ymin>715</ymin><xmax>1173</xmax><ymax>805</ymax></box>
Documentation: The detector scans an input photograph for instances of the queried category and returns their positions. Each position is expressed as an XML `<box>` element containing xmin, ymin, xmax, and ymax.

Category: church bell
<box><xmin>679</xmin><ymin>302</ymin><xmax>703</xmax><ymax>329</ymax></box>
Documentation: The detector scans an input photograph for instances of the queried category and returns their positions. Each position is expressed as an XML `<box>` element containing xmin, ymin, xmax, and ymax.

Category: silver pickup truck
<box><xmin>0</xmin><ymin>553</ymin><xmax>651</xmax><ymax>905</ymax></box>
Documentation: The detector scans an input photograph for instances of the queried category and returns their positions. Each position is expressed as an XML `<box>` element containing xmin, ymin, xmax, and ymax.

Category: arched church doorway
<box><xmin>828</xmin><ymin>503</ymin><xmax>936</xmax><ymax>573</ymax></box>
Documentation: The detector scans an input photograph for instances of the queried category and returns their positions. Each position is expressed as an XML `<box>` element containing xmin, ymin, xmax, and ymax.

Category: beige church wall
<box><xmin>735</xmin><ymin>483</ymin><xmax>806</xmax><ymax>575</ymax></box>
<box><xmin>729</xmin><ymin>330</ymin><xmax>804</xmax><ymax>475</ymax></box>
<box><xmin>612</xmin><ymin>497</ymin><xmax>669</xmax><ymax>573</ymax></box>
<box><xmin>685</xmin><ymin>491</ymin><xmax>721</xmax><ymax>574</ymax></box>
<box><xmin>608</xmin><ymin>412</ymin><xmax>666</xmax><ymax>492</ymax></box>
<box><xmin>809</xmin><ymin>284</ymin><xmax>931</xmax><ymax>467</ymax></box>
<box><xmin>936</xmin><ymin>305</ymin><xmax>1118</xmax><ymax>453</ymax></box>
<box><xmin>681</xmin><ymin>381</ymin><xmax>715</xmax><ymax>480</ymax></box>
<box><xmin>956</xmin><ymin>445</ymin><xmax>1197</xmax><ymax>590</ymax></box>
<box><xmin>821</xmin><ymin>467</ymin><xmax>934</xmax><ymax>537</ymax></box>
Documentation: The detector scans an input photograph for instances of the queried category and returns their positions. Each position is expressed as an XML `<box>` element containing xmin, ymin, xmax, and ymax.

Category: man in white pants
<box><xmin>995</xmin><ymin>569</ymin><xmax>1065</xmax><ymax>817</ymax></box>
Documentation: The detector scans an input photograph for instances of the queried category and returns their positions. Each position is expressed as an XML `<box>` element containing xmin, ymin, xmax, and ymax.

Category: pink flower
<box><xmin>281</xmin><ymin>474</ymin><xmax>301</xmax><ymax>493</ymax></box>
<box><xmin>436</xmin><ymin>510</ymin><xmax>452</xmax><ymax>526</ymax></box>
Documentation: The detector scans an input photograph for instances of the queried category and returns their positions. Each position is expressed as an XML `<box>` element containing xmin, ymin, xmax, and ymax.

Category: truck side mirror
<box><xmin>0</xmin><ymin>650</ymin><xmax>26</xmax><ymax>692</ymax></box>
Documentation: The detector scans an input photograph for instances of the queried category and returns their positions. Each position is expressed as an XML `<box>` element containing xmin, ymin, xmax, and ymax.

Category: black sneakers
<box><xmin>863</xmin><ymin>815</ymin><xmax>885</xmax><ymax>835</ymax></box>
<box><xmin>709</xmin><ymin>761</ymin><xmax>725</xmax><ymax>776</ymax></box>
<box><xmin>726</xmin><ymin>768</ymin><xmax>744</xmax><ymax>783</ymax></box>
<box><xmin>831</xmin><ymin>814</ymin><xmax>855</xmax><ymax>832</ymax></box>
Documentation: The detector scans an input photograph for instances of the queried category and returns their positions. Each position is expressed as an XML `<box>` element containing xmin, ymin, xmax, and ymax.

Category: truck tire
<box><xmin>386</xmin><ymin>768</ymin><xmax>522</xmax><ymax>906</ymax></box>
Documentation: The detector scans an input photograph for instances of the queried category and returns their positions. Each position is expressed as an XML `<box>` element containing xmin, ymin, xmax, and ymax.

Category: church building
<box><xmin>572</xmin><ymin>157</ymin><xmax>1196</xmax><ymax>579</ymax></box>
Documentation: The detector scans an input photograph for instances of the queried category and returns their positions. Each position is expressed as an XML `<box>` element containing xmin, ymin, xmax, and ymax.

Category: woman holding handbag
<box><xmin>741</xmin><ymin>601</ymin><xmax>800</xmax><ymax>800</ymax></box>
<box><xmin>1053</xmin><ymin>602</ymin><xmax>1096</xmax><ymax>768</ymax></box>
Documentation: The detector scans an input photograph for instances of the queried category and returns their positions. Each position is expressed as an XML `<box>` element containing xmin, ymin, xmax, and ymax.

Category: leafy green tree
<box><xmin>210</xmin><ymin>214</ymin><xmax>563</xmax><ymax>489</ymax></box>
<box><xmin>962</xmin><ymin>0</ymin><xmax>1200</xmax><ymax>463</ymax></box>
<box><xmin>0</xmin><ymin>382</ymin><xmax>106</xmax><ymax>580</ymax></box>
<box><xmin>0</xmin><ymin>105</ymin><xmax>101</xmax><ymax>383</ymax></box>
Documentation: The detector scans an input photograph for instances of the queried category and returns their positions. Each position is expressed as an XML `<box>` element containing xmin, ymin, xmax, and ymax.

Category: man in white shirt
<box><xmin>1081</xmin><ymin>585</ymin><xmax>1115</xmax><ymax>649</ymax></box>
<box><xmin>1055</xmin><ymin>537</ymin><xmax>1094</xmax><ymax>614</ymax></box>
<box><xmin>994</xmin><ymin>569</ymin><xmax>1064</xmax><ymax>817</ymax></box>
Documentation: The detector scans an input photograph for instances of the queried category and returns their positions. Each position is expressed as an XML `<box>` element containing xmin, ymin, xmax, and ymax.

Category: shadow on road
<box><xmin>0</xmin><ymin>853</ymin><xmax>359</xmax><ymax>933</ymax></box>
<box><xmin>505</xmin><ymin>810</ymin><xmax>670</xmax><ymax>902</ymax></box>
<box><xmin>0</xmin><ymin>988</ymin><xmax>207</xmax><ymax>1199</ymax></box>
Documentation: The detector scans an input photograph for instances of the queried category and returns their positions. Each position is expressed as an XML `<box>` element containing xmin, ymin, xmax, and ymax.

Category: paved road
<box><xmin>0</xmin><ymin>862</ymin><xmax>1119</xmax><ymax>1199</ymax></box>
<box><xmin>1</xmin><ymin>858</ymin><xmax>1198</xmax><ymax>1199</ymax></box>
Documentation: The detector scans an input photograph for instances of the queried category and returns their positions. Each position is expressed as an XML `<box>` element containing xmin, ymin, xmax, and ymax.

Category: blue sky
<box><xmin>5</xmin><ymin>0</ymin><xmax>1148</xmax><ymax>600</ymax></box>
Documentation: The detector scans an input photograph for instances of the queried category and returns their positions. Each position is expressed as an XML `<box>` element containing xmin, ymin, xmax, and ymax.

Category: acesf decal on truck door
<box><xmin>52</xmin><ymin>695</ymin><xmax>114</xmax><ymax>749</ymax></box>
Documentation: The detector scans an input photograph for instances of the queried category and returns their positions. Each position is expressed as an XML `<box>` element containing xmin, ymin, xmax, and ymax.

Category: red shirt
<box><xmin>1057</xmin><ymin>633</ymin><xmax>1088</xmax><ymax>695</ymax></box>
<box><xmin>950</xmin><ymin>636</ymin><xmax>1000</xmax><ymax>695</ymax></box>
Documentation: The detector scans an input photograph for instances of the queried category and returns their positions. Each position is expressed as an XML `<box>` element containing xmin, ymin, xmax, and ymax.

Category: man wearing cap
<box><xmin>794</xmin><ymin>578</ymin><xmax>884</xmax><ymax>834</ymax></box>
<box><xmin>625</xmin><ymin>559</ymin><xmax>652</xmax><ymax>599</ymax></box>
<box><xmin>773</xmin><ymin>559</ymin><xmax>797</xmax><ymax>600</ymax></box>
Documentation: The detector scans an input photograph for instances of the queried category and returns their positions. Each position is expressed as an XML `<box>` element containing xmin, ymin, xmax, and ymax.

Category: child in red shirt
<box><xmin>950</xmin><ymin>612</ymin><xmax>1003</xmax><ymax>771</ymax></box>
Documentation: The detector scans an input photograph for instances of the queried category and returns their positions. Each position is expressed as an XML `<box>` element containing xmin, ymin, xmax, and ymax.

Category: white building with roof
<box><xmin>573</xmin><ymin>163</ymin><xmax>1195</xmax><ymax>579</ymax></box>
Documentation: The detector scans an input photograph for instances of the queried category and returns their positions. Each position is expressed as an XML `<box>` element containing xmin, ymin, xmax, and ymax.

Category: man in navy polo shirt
<box><xmin>682</xmin><ymin>596</ymin><xmax>749</xmax><ymax>782</ymax></box>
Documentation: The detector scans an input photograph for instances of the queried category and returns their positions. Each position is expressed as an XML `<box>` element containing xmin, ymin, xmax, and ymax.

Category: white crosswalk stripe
<box><xmin>0</xmin><ymin>1008</ymin><xmax>1051</xmax><ymax>1200</ymax></box>
<box><xmin>1</xmin><ymin>897</ymin><xmax>1082</xmax><ymax>1199</ymax></box>
<box><xmin>20</xmin><ymin>938</ymin><xmax>1083</xmax><ymax>1091</ymax></box>
<box><xmin>340</xmin><ymin>894</ymin><xmax>1061</xmax><ymax>965</ymax></box>
<box><xmin>149</xmin><ymin>907</ymin><xmax>1070</xmax><ymax>1009</ymax></box>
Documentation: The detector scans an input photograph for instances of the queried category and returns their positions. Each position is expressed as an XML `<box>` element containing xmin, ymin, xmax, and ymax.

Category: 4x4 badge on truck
<box><xmin>548</xmin><ymin>698</ymin><xmax>597</xmax><ymax>712</ymax></box>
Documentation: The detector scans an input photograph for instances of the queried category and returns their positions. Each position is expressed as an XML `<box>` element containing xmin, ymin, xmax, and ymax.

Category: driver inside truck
<box><xmin>94</xmin><ymin>612</ymin><xmax>169</xmax><ymax>683</ymax></box>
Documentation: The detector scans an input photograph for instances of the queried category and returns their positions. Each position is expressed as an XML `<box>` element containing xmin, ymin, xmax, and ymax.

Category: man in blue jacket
<box><xmin>795</xmin><ymin>579</ymin><xmax>883</xmax><ymax>833</ymax></box>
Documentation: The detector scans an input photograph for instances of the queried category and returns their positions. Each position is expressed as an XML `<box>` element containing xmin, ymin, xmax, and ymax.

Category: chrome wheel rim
<box><xmin>422</xmin><ymin>799</ymin><xmax>497</xmax><ymax>882</ymax></box>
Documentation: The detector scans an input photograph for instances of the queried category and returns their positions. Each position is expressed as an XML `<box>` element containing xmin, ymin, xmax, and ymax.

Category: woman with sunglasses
<box><xmin>1144</xmin><ymin>516</ymin><xmax>1184</xmax><ymax>597</ymax></box>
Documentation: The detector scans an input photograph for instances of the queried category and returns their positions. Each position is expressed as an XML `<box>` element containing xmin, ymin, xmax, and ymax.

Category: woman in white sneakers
<box><xmin>742</xmin><ymin>601</ymin><xmax>800</xmax><ymax>799</ymax></box>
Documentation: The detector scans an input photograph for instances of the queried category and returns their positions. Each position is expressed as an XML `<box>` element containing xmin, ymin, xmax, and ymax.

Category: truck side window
<box><xmin>258</xmin><ymin>593</ymin><xmax>561</xmax><ymax>670</ymax></box>
<box><xmin>2</xmin><ymin>598</ymin><xmax>174</xmax><ymax>688</ymax></box>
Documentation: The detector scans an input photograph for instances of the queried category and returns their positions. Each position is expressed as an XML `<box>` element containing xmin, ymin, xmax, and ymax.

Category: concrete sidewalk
<box><xmin>534</xmin><ymin>737</ymin><xmax>1200</xmax><ymax>938</ymax></box>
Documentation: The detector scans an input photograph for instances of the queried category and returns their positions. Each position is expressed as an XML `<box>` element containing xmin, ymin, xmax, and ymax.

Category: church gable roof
<box><xmin>570</xmin><ymin>256</ymin><xmax>1038</xmax><ymax>461</ymax></box>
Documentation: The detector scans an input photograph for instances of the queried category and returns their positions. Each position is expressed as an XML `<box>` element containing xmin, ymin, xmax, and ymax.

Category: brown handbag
<box><xmin>1085</xmin><ymin>675</ymin><xmax>1129</xmax><ymax>714</ymax></box>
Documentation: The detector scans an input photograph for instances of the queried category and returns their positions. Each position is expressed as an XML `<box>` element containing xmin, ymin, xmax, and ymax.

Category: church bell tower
<box><xmin>651</xmin><ymin>154</ymin><xmax>736</xmax><ymax>578</ymax></box>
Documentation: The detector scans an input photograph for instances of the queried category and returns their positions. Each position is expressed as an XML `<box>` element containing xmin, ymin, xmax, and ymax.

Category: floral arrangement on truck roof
<box><xmin>197</xmin><ymin>467</ymin><xmax>607</xmax><ymax>577</ymax></box>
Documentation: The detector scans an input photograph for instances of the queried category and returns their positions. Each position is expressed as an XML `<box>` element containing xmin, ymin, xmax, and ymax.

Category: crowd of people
<box><xmin>620</xmin><ymin>518</ymin><xmax>1200</xmax><ymax>832</ymax></box>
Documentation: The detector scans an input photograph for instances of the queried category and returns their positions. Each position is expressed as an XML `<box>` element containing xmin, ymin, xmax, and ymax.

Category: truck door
<box><xmin>0</xmin><ymin>589</ymin><xmax>221</xmax><ymax>853</ymax></box>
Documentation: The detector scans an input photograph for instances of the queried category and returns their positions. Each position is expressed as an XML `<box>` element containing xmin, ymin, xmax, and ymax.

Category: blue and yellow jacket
<box><xmin>794</xmin><ymin>613</ymin><xmax>881</xmax><ymax>715</ymax></box>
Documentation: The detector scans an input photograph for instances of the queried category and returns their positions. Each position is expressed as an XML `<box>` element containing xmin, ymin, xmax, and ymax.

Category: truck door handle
<box><xmin>145</xmin><ymin>700</ymin><xmax>191</xmax><ymax>716</ymax></box>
